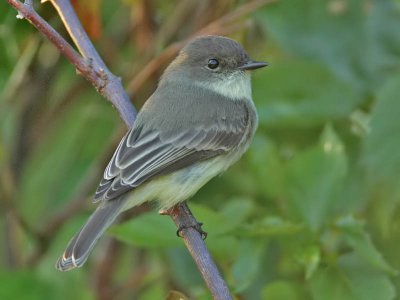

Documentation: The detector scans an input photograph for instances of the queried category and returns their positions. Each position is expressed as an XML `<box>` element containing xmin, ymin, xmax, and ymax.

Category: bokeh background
<box><xmin>1</xmin><ymin>0</ymin><xmax>400</xmax><ymax>299</ymax></box>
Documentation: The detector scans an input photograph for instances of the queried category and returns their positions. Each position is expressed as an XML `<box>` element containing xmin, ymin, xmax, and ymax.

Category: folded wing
<box><xmin>94</xmin><ymin>105</ymin><xmax>249</xmax><ymax>202</ymax></box>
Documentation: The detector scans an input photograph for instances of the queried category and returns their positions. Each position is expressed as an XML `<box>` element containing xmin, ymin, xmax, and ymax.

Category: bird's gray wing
<box><xmin>94</xmin><ymin>106</ymin><xmax>249</xmax><ymax>202</ymax></box>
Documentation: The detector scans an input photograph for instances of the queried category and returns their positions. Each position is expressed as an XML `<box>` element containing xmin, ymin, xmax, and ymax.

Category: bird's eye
<box><xmin>207</xmin><ymin>58</ymin><xmax>219</xmax><ymax>70</ymax></box>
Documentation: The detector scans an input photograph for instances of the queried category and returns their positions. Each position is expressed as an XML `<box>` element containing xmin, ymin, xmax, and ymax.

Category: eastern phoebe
<box><xmin>56</xmin><ymin>35</ymin><xmax>268</xmax><ymax>271</ymax></box>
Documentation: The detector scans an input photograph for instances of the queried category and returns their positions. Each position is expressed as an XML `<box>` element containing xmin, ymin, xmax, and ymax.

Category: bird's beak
<box><xmin>238</xmin><ymin>61</ymin><xmax>269</xmax><ymax>71</ymax></box>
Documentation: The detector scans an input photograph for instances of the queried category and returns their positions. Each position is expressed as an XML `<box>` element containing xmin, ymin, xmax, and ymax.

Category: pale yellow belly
<box><xmin>122</xmin><ymin>153</ymin><xmax>237</xmax><ymax>211</ymax></box>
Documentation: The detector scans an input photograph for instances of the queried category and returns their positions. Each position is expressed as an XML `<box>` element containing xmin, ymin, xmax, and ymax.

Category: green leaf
<box><xmin>258</xmin><ymin>0</ymin><xmax>400</xmax><ymax>93</ymax></box>
<box><xmin>295</xmin><ymin>245</ymin><xmax>321</xmax><ymax>279</ymax></box>
<box><xmin>190</xmin><ymin>202</ymin><xmax>241</xmax><ymax>235</ymax></box>
<box><xmin>362</xmin><ymin>73</ymin><xmax>400</xmax><ymax>234</ymax></box>
<box><xmin>231</xmin><ymin>239</ymin><xmax>265</xmax><ymax>292</ymax></box>
<box><xmin>0</xmin><ymin>271</ymin><xmax>55</xmax><ymax>300</ymax></box>
<box><xmin>336</xmin><ymin>215</ymin><xmax>397</xmax><ymax>275</ymax></box>
<box><xmin>219</xmin><ymin>197</ymin><xmax>255</xmax><ymax>229</ymax></box>
<box><xmin>181</xmin><ymin>203</ymin><xmax>243</xmax><ymax>259</ymax></box>
<box><xmin>310</xmin><ymin>254</ymin><xmax>396</xmax><ymax>300</ymax></box>
<box><xmin>166</xmin><ymin>290</ymin><xmax>190</xmax><ymax>300</ymax></box>
<box><xmin>253</xmin><ymin>62</ymin><xmax>361</xmax><ymax>128</ymax></box>
<box><xmin>0</xmin><ymin>269</ymin><xmax>91</xmax><ymax>300</ymax></box>
<box><xmin>247</xmin><ymin>135</ymin><xmax>285</xmax><ymax>199</ymax></box>
<box><xmin>286</xmin><ymin>125</ymin><xmax>347</xmax><ymax>230</ymax></box>
<box><xmin>363</xmin><ymin>73</ymin><xmax>400</xmax><ymax>194</ymax></box>
<box><xmin>238</xmin><ymin>216</ymin><xmax>303</xmax><ymax>237</ymax></box>
<box><xmin>18</xmin><ymin>98</ymin><xmax>118</xmax><ymax>223</ymax></box>
<box><xmin>166</xmin><ymin>248</ymin><xmax>204</xmax><ymax>287</ymax></box>
<box><xmin>261</xmin><ymin>281</ymin><xmax>303</xmax><ymax>300</ymax></box>
<box><xmin>110</xmin><ymin>203</ymin><xmax>244</xmax><ymax>256</ymax></box>
<box><xmin>0</xmin><ymin>104</ymin><xmax>18</xmax><ymax>160</ymax></box>
<box><xmin>109</xmin><ymin>212</ymin><xmax>182</xmax><ymax>248</ymax></box>
<box><xmin>140</xmin><ymin>283</ymin><xmax>166</xmax><ymax>300</ymax></box>
<box><xmin>205</xmin><ymin>235</ymin><xmax>238</xmax><ymax>260</ymax></box>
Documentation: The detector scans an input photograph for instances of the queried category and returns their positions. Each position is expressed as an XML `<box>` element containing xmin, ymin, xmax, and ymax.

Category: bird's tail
<box><xmin>56</xmin><ymin>197</ymin><xmax>126</xmax><ymax>271</ymax></box>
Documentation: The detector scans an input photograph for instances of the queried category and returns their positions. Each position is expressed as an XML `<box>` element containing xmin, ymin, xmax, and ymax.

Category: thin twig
<box><xmin>49</xmin><ymin>0</ymin><xmax>104</xmax><ymax>64</ymax></box>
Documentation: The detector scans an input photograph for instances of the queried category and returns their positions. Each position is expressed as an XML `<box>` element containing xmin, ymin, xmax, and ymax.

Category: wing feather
<box><xmin>94</xmin><ymin>100</ymin><xmax>250</xmax><ymax>203</ymax></box>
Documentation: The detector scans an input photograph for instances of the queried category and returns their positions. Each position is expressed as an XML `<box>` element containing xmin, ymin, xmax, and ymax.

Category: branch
<box><xmin>7</xmin><ymin>0</ymin><xmax>136</xmax><ymax>128</ymax></box>
<box><xmin>166</xmin><ymin>203</ymin><xmax>233</xmax><ymax>299</ymax></box>
<box><xmin>8</xmin><ymin>0</ymin><xmax>233</xmax><ymax>299</ymax></box>
<box><xmin>49</xmin><ymin>0</ymin><xmax>137</xmax><ymax>127</ymax></box>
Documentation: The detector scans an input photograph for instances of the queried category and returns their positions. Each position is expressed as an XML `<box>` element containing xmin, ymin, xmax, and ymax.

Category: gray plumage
<box><xmin>96</xmin><ymin>83</ymin><xmax>251</xmax><ymax>201</ymax></box>
<box><xmin>56</xmin><ymin>35</ymin><xmax>266</xmax><ymax>271</ymax></box>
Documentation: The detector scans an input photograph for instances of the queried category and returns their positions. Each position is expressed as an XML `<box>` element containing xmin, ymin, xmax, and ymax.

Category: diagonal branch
<box><xmin>166</xmin><ymin>203</ymin><xmax>233</xmax><ymax>299</ymax></box>
<box><xmin>8</xmin><ymin>0</ymin><xmax>136</xmax><ymax>127</ymax></box>
<box><xmin>49</xmin><ymin>0</ymin><xmax>137</xmax><ymax>127</ymax></box>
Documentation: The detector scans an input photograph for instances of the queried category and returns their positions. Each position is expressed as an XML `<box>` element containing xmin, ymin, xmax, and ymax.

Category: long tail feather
<box><xmin>56</xmin><ymin>197</ymin><xmax>125</xmax><ymax>271</ymax></box>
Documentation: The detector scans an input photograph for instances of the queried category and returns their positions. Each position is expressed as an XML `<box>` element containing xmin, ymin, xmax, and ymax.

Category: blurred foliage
<box><xmin>1</xmin><ymin>0</ymin><xmax>400</xmax><ymax>299</ymax></box>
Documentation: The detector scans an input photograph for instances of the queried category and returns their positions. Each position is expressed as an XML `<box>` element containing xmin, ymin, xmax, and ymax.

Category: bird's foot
<box><xmin>176</xmin><ymin>222</ymin><xmax>208</xmax><ymax>240</ymax></box>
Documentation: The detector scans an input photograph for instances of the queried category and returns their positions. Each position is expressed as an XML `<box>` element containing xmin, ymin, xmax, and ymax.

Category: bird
<box><xmin>56</xmin><ymin>35</ymin><xmax>268</xmax><ymax>271</ymax></box>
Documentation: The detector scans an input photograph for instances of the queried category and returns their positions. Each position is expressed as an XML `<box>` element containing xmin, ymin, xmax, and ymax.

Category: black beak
<box><xmin>238</xmin><ymin>61</ymin><xmax>269</xmax><ymax>71</ymax></box>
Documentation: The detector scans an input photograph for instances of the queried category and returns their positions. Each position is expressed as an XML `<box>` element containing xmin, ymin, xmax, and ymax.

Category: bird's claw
<box><xmin>176</xmin><ymin>222</ymin><xmax>207</xmax><ymax>240</ymax></box>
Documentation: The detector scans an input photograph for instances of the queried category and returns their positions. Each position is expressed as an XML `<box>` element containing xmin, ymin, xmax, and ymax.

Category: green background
<box><xmin>1</xmin><ymin>0</ymin><xmax>400</xmax><ymax>299</ymax></box>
